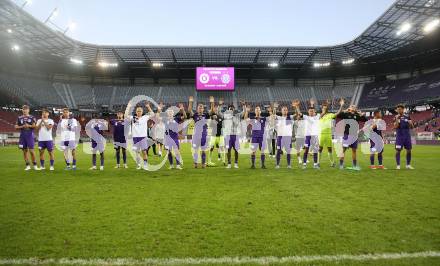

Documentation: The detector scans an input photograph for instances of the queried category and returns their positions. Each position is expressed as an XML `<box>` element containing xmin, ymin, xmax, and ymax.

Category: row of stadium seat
<box><xmin>0</xmin><ymin>74</ymin><xmax>357</xmax><ymax>110</ymax></box>
<box><xmin>3</xmin><ymin>69</ymin><xmax>439</xmax><ymax>112</ymax></box>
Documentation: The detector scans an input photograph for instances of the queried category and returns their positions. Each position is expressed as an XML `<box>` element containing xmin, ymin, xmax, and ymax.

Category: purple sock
<box><xmin>40</xmin><ymin>160</ymin><xmax>45</xmax><ymax>167</ymax></box>
<box><xmin>313</xmin><ymin>153</ymin><xmax>318</xmax><ymax>164</ymax></box>
<box><xmin>50</xmin><ymin>160</ymin><xmax>54</xmax><ymax>166</ymax></box>
<box><xmin>122</xmin><ymin>150</ymin><xmax>127</xmax><ymax>164</ymax></box>
<box><xmin>32</xmin><ymin>161</ymin><xmax>37</xmax><ymax>166</ymax></box>
<box><xmin>261</xmin><ymin>154</ymin><xmax>265</xmax><ymax>165</ymax></box>
<box><xmin>234</xmin><ymin>151</ymin><xmax>238</xmax><ymax>164</ymax></box>
<box><xmin>287</xmin><ymin>154</ymin><xmax>291</xmax><ymax>166</ymax></box>
<box><xmin>378</xmin><ymin>153</ymin><xmax>383</xmax><ymax>165</ymax></box>
<box><xmin>303</xmin><ymin>150</ymin><xmax>308</xmax><ymax>164</ymax></box>
<box><xmin>370</xmin><ymin>154</ymin><xmax>375</xmax><ymax>165</ymax></box>
<box><xmin>406</xmin><ymin>151</ymin><xmax>411</xmax><ymax>165</ymax></box>
<box><xmin>251</xmin><ymin>155</ymin><xmax>256</xmax><ymax>166</ymax></box>
<box><xmin>276</xmin><ymin>150</ymin><xmax>281</xmax><ymax>165</ymax></box>
<box><xmin>116</xmin><ymin>151</ymin><xmax>120</xmax><ymax>164</ymax></box>
<box><xmin>72</xmin><ymin>159</ymin><xmax>76</xmax><ymax>166</ymax></box>
<box><xmin>100</xmin><ymin>156</ymin><xmax>104</xmax><ymax>166</ymax></box>
<box><xmin>353</xmin><ymin>160</ymin><xmax>357</xmax><ymax>167</ymax></box>
<box><xmin>339</xmin><ymin>159</ymin><xmax>344</xmax><ymax>167</ymax></box>
<box><xmin>201</xmin><ymin>152</ymin><xmax>206</xmax><ymax>165</ymax></box>
<box><xmin>168</xmin><ymin>153</ymin><xmax>173</xmax><ymax>165</ymax></box>
<box><xmin>396</xmin><ymin>151</ymin><xmax>401</xmax><ymax>166</ymax></box>
<box><xmin>92</xmin><ymin>155</ymin><xmax>96</xmax><ymax>166</ymax></box>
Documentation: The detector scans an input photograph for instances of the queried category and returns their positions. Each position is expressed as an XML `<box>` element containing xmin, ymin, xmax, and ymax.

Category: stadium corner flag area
<box><xmin>0</xmin><ymin>0</ymin><xmax>440</xmax><ymax>265</ymax></box>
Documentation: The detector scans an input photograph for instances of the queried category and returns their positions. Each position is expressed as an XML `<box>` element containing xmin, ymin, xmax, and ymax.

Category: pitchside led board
<box><xmin>196</xmin><ymin>67</ymin><xmax>235</xmax><ymax>91</ymax></box>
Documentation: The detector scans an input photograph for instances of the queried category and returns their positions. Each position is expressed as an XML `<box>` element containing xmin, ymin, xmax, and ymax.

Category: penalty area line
<box><xmin>0</xmin><ymin>251</ymin><xmax>439</xmax><ymax>265</ymax></box>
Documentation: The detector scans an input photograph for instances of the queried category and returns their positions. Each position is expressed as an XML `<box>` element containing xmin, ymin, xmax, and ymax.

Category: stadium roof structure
<box><xmin>1</xmin><ymin>0</ymin><xmax>440</xmax><ymax>79</ymax></box>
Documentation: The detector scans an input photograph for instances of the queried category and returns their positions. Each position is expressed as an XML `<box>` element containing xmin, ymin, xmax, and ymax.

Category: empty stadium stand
<box><xmin>359</xmin><ymin>70</ymin><xmax>440</xmax><ymax>109</ymax></box>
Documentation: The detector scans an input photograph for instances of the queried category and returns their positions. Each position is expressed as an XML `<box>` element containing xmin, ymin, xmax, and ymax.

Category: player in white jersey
<box><xmin>293</xmin><ymin>99</ymin><xmax>321</xmax><ymax>169</ymax></box>
<box><xmin>36</xmin><ymin>109</ymin><xmax>55</xmax><ymax>170</ymax></box>
<box><xmin>293</xmin><ymin>117</ymin><xmax>306</xmax><ymax>165</ymax></box>
<box><xmin>58</xmin><ymin>108</ymin><xmax>79</xmax><ymax>170</ymax></box>
<box><xmin>273</xmin><ymin>103</ymin><xmax>295</xmax><ymax>169</ymax></box>
<box><xmin>127</xmin><ymin>103</ymin><xmax>154</xmax><ymax>170</ymax></box>
<box><xmin>154</xmin><ymin>103</ymin><xmax>166</xmax><ymax>157</ymax></box>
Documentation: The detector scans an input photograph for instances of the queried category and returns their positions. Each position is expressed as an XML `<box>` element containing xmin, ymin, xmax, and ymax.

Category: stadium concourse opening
<box><xmin>0</xmin><ymin>0</ymin><xmax>440</xmax><ymax>265</ymax></box>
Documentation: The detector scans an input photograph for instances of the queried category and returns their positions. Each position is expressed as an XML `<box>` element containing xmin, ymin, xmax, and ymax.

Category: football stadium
<box><xmin>1</xmin><ymin>0</ymin><xmax>440</xmax><ymax>265</ymax></box>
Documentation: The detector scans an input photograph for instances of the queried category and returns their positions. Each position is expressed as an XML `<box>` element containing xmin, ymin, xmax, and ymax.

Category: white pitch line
<box><xmin>0</xmin><ymin>251</ymin><xmax>439</xmax><ymax>265</ymax></box>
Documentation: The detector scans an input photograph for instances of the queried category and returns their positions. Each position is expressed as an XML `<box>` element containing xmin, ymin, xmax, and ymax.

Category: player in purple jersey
<box><xmin>188</xmin><ymin>96</ymin><xmax>212</xmax><ymax>168</ymax></box>
<box><xmin>87</xmin><ymin>118</ymin><xmax>107</xmax><ymax>171</ymax></box>
<box><xmin>15</xmin><ymin>105</ymin><xmax>39</xmax><ymax>171</ymax></box>
<box><xmin>245</xmin><ymin>105</ymin><xmax>269</xmax><ymax>169</ymax></box>
<box><xmin>394</xmin><ymin>104</ymin><xmax>415</xmax><ymax>170</ymax></box>
<box><xmin>369</xmin><ymin>110</ymin><xmax>386</xmax><ymax>169</ymax></box>
<box><xmin>162</xmin><ymin>103</ymin><xmax>186</xmax><ymax>170</ymax></box>
<box><xmin>110</xmin><ymin>111</ymin><xmax>127</xmax><ymax>169</ymax></box>
<box><xmin>336</xmin><ymin>105</ymin><xmax>367</xmax><ymax>171</ymax></box>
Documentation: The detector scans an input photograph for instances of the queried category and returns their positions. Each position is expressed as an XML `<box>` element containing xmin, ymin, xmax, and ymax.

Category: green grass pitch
<box><xmin>0</xmin><ymin>143</ymin><xmax>439</xmax><ymax>265</ymax></box>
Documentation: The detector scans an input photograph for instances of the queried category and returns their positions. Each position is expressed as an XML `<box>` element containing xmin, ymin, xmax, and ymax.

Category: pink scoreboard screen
<box><xmin>196</xmin><ymin>67</ymin><xmax>235</xmax><ymax>91</ymax></box>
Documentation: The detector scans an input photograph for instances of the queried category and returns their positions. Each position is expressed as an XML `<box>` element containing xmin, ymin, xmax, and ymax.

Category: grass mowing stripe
<box><xmin>1</xmin><ymin>251</ymin><xmax>440</xmax><ymax>265</ymax></box>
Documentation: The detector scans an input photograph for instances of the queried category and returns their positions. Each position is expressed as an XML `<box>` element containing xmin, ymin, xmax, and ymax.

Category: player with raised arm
<box><xmin>318</xmin><ymin>98</ymin><xmax>344</xmax><ymax>167</ymax></box>
<box><xmin>59</xmin><ymin>108</ymin><xmax>79</xmax><ymax>170</ymax></box>
<box><xmin>15</xmin><ymin>105</ymin><xmax>39</xmax><ymax>171</ymax></box>
<box><xmin>36</xmin><ymin>109</ymin><xmax>55</xmax><ymax>170</ymax></box>
<box><xmin>336</xmin><ymin>105</ymin><xmax>367</xmax><ymax>171</ymax></box>
<box><xmin>155</xmin><ymin>103</ymin><xmax>166</xmax><ymax>157</ymax></box>
<box><xmin>369</xmin><ymin>110</ymin><xmax>386</xmax><ymax>169</ymax></box>
<box><xmin>208</xmin><ymin>98</ymin><xmax>225</xmax><ymax>166</ymax></box>
<box><xmin>163</xmin><ymin>103</ymin><xmax>186</xmax><ymax>170</ymax></box>
<box><xmin>87</xmin><ymin>118</ymin><xmax>107</xmax><ymax>171</ymax></box>
<box><xmin>110</xmin><ymin>111</ymin><xmax>128</xmax><ymax>169</ymax></box>
<box><xmin>245</xmin><ymin>104</ymin><xmax>269</xmax><ymax>169</ymax></box>
<box><xmin>293</xmin><ymin>99</ymin><xmax>321</xmax><ymax>169</ymax></box>
<box><xmin>217</xmin><ymin>99</ymin><xmax>246</xmax><ymax>169</ymax></box>
<box><xmin>273</xmin><ymin>102</ymin><xmax>295</xmax><ymax>169</ymax></box>
<box><xmin>127</xmin><ymin>102</ymin><xmax>154</xmax><ymax>170</ymax></box>
<box><xmin>293</xmin><ymin>113</ymin><xmax>305</xmax><ymax>166</ymax></box>
<box><xmin>394</xmin><ymin>104</ymin><xmax>415</xmax><ymax>170</ymax></box>
<box><xmin>188</xmin><ymin>96</ymin><xmax>211</xmax><ymax>168</ymax></box>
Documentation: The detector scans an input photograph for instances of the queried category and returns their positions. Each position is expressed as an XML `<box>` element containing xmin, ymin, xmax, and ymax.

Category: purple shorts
<box><xmin>342</xmin><ymin>135</ymin><xmax>358</xmax><ymax>149</ymax></box>
<box><xmin>192</xmin><ymin>135</ymin><xmax>208</xmax><ymax>150</ymax></box>
<box><xmin>114</xmin><ymin>141</ymin><xmax>127</xmax><ymax>149</ymax></box>
<box><xmin>304</xmin><ymin>135</ymin><xmax>319</xmax><ymax>152</ymax></box>
<box><xmin>61</xmin><ymin>140</ymin><xmax>77</xmax><ymax>150</ymax></box>
<box><xmin>225</xmin><ymin>135</ymin><xmax>240</xmax><ymax>150</ymax></box>
<box><xmin>19</xmin><ymin>135</ymin><xmax>35</xmax><ymax>149</ymax></box>
<box><xmin>38</xmin><ymin>141</ymin><xmax>54</xmax><ymax>151</ymax></box>
<box><xmin>164</xmin><ymin>136</ymin><xmax>180</xmax><ymax>150</ymax></box>
<box><xmin>133</xmin><ymin>137</ymin><xmax>149</xmax><ymax>151</ymax></box>
<box><xmin>251</xmin><ymin>136</ymin><xmax>266</xmax><ymax>151</ymax></box>
<box><xmin>395</xmin><ymin>136</ymin><xmax>412</xmax><ymax>150</ymax></box>
<box><xmin>370</xmin><ymin>139</ymin><xmax>384</xmax><ymax>153</ymax></box>
<box><xmin>92</xmin><ymin>141</ymin><xmax>105</xmax><ymax>153</ymax></box>
<box><xmin>276</xmin><ymin>136</ymin><xmax>292</xmax><ymax>152</ymax></box>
